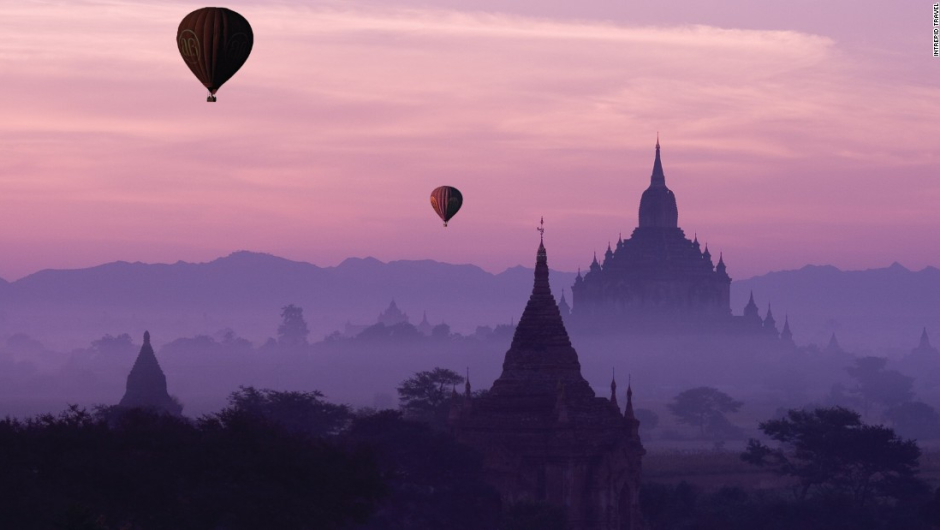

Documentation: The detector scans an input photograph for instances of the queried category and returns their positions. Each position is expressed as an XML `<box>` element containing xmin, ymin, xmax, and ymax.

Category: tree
<box><xmin>347</xmin><ymin>410</ymin><xmax>501</xmax><ymax>530</ymax></box>
<box><xmin>742</xmin><ymin>406</ymin><xmax>927</xmax><ymax>506</ymax></box>
<box><xmin>397</xmin><ymin>368</ymin><xmax>464</xmax><ymax>427</ymax></box>
<box><xmin>846</xmin><ymin>356</ymin><xmax>914</xmax><ymax>418</ymax></box>
<box><xmin>90</xmin><ymin>333</ymin><xmax>136</xmax><ymax>356</ymax></box>
<box><xmin>431</xmin><ymin>323</ymin><xmax>451</xmax><ymax>340</ymax></box>
<box><xmin>277</xmin><ymin>304</ymin><xmax>310</xmax><ymax>348</ymax></box>
<box><xmin>211</xmin><ymin>386</ymin><xmax>351</xmax><ymax>438</ymax></box>
<box><xmin>886</xmin><ymin>401</ymin><xmax>940</xmax><ymax>441</ymax></box>
<box><xmin>668</xmin><ymin>387</ymin><xmax>743</xmax><ymax>439</ymax></box>
<box><xmin>0</xmin><ymin>404</ymin><xmax>384</xmax><ymax>529</ymax></box>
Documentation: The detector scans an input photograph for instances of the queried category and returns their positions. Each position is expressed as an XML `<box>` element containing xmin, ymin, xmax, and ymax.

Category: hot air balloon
<box><xmin>430</xmin><ymin>186</ymin><xmax>463</xmax><ymax>227</ymax></box>
<box><xmin>177</xmin><ymin>8</ymin><xmax>253</xmax><ymax>102</ymax></box>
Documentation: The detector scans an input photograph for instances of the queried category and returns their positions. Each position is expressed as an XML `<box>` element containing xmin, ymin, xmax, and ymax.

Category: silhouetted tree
<box><xmin>347</xmin><ymin>410</ymin><xmax>501</xmax><ymax>530</ymax></box>
<box><xmin>397</xmin><ymin>367</ymin><xmax>463</xmax><ymax>427</ymax></box>
<box><xmin>211</xmin><ymin>386</ymin><xmax>351</xmax><ymax>437</ymax></box>
<box><xmin>668</xmin><ymin>387</ymin><xmax>743</xmax><ymax>438</ymax></box>
<box><xmin>278</xmin><ymin>304</ymin><xmax>310</xmax><ymax>347</ymax></box>
<box><xmin>846</xmin><ymin>356</ymin><xmax>914</xmax><ymax>418</ymax></box>
<box><xmin>742</xmin><ymin>406</ymin><xmax>927</xmax><ymax>506</ymax></box>
<box><xmin>0</xmin><ymin>404</ymin><xmax>384</xmax><ymax>530</ymax></box>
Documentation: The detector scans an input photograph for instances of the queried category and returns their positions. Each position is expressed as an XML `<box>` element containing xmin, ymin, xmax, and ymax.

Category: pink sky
<box><xmin>0</xmin><ymin>0</ymin><xmax>937</xmax><ymax>280</ymax></box>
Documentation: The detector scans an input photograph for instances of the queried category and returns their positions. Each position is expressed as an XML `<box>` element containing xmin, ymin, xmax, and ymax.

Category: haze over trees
<box><xmin>668</xmin><ymin>387</ymin><xmax>743</xmax><ymax>439</ymax></box>
<box><xmin>277</xmin><ymin>304</ymin><xmax>310</xmax><ymax>348</ymax></box>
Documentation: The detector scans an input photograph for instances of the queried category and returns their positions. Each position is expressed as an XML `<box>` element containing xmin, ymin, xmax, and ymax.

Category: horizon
<box><xmin>0</xmin><ymin>247</ymin><xmax>936</xmax><ymax>284</ymax></box>
<box><xmin>1</xmin><ymin>1</ymin><xmax>938</xmax><ymax>280</ymax></box>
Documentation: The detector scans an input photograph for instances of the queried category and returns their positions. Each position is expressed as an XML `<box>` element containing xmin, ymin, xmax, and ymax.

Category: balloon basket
<box><xmin>207</xmin><ymin>95</ymin><xmax>217</xmax><ymax>102</ymax></box>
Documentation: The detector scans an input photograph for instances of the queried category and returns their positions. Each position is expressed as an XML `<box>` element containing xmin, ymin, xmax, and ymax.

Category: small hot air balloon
<box><xmin>177</xmin><ymin>8</ymin><xmax>253</xmax><ymax>102</ymax></box>
<box><xmin>430</xmin><ymin>186</ymin><xmax>463</xmax><ymax>227</ymax></box>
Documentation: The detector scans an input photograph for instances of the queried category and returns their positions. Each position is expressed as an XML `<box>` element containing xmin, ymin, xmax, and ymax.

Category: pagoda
<box><xmin>119</xmin><ymin>331</ymin><xmax>182</xmax><ymax>416</ymax></box>
<box><xmin>451</xmin><ymin>223</ymin><xmax>645</xmax><ymax>530</ymax></box>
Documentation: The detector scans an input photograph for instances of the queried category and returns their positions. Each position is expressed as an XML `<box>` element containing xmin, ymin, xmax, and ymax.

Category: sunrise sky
<box><xmin>0</xmin><ymin>0</ymin><xmax>937</xmax><ymax>280</ymax></box>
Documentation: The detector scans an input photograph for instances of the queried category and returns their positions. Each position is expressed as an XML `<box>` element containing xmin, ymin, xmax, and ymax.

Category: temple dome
<box><xmin>638</xmin><ymin>139</ymin><xmax>678</xmax><ymax>228</ymax></box>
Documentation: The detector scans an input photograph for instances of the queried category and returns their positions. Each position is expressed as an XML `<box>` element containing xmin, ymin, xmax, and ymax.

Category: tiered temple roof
<box><xmin>452</xmin><ymin>232</ymin><xmax>644</xmax><ymax>530</ymax></box>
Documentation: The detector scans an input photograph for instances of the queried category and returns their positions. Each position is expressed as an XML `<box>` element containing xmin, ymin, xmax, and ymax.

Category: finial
<box><xmin>143</xmin><ymin>330</ymin><xmax>151</xmax><ymax>345</ymax></box>
<box><xmin>538</xmin><ymin>217</ymin><xmax>545</xmax><ymax>242</ymax></box>
<box><xmin>656</xmin><ymin>131</ymin><xmax>660</xmax><ymax>149</ymax></box>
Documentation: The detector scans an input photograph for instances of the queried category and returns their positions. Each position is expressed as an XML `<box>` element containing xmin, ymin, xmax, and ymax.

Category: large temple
<box><xmin>450</xmin><ymin>230</ymin><xmax>645</xmax><ymax>530</ymax></box>
<box><xmin>570</xmin><ymin>139</ymin><xmax>776</xmax><ymax>336</ymax></box>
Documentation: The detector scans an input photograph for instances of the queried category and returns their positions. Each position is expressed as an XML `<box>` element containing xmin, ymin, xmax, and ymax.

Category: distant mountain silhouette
<box><xmin>733</xmin><ymin>263</ymin><xmax>940</xmax><ymax>349</ymax></box>
<box><xmin>0</xmin><ymin>252</ymin><xmax>576</xmax><ymax>347</ymax></box>
<box><xmin>0</xmin><ymin>253</ymin><xmax>934</xmax><ymax>349</ymax></box>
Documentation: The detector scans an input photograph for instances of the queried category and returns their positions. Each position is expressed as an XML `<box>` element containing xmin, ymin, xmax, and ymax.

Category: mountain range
<box><xmin>0</xmin><ymin>252</ymin><xmax>935</xmax><ymax>351</ymax></box>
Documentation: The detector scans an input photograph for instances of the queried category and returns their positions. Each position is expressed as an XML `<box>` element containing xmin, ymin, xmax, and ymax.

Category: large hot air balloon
<box><xmin>430</xmin><ymin>186</ymin><xmax>463</xmax><ymax>227</ymax></box>
<box><xmin>177</xmin><ymin>8</ymin><xmax>253</xmax><ymax>102</ymax></box>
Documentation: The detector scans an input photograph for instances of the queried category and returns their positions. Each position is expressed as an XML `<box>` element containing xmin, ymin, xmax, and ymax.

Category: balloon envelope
<box><xmin>177</xmin><ymin>8</ymin><xmax>253</xmax><ymax>100</ymax></box>
<box><xmin>430</xmin><ymin>186</ymin><xmax>463</xmax><ymax>227</ymax></box>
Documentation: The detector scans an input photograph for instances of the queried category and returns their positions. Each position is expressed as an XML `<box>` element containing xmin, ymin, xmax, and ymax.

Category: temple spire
<box><xmin>744</xmin><ymin>291</ymin><xmax>759</xmax><ymax>319</ymax></box>
<box><xmin>491</xmin><ymin>232</ymin><xmax>591</xmax><ymax>400</ymax></box>
<box><xmin>651</xmin><ymin>135</ymin><xmax>665</xmax><ymax>187</ymax></box>
<box><xmin>781</xmin><ymin>315</ymin><xmax>794</xmax><ymax>345</ymax></box>
<box><xmin>119</xmin><ymin>331</ymin><xmax>182</xmax><ymax>415</ymax></box>
<box><xmin>639</xmin><ymin>136</ymin><xmax>678</xmax><ymax>227</ymax></box>
<box><xmin>920</xmin><ymin>327</ymin><xmax>932</xmax><ymax>349</ymax></box>
<box><xmin>610</xmin><ymin>368</ymin><xmax>618</xmax><ymax>406</ymax></box>
<box><xmin>624</xmin><ymin>375</ymin><xmax>635</xmax><ymax>420</ymax></box>
<box><xmin>716</xmin><ymin>252</ymin><xmax>728</xmax><ymax>277</ymax></box>
<box><xmin>465</xmin><ymin>367</ymin><xmax>472</xmax><ymax>398</ymax></box>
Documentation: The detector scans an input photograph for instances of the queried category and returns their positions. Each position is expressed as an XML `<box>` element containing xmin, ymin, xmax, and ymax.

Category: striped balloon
<box><xmin>177</xmin><ymin>8</ymin><xmax>254</xmax><ymax>102</ymax></box>
<box><xmin>430</xmin><ymin>186</ymin><xmax>463</xmax><ymax>227</ymax></box>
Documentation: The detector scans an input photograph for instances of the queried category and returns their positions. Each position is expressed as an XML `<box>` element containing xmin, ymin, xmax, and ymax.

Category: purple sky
<box><xmin>0</xmin><ymin>0</ymin><xmax>937</xmax><ymax>280</ymax></box>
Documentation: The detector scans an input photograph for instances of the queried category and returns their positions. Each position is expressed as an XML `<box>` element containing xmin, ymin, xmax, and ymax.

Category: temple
<box><xmin>451</xmin><ymin>228</ymin><xmax>645</xmax><ymax>530</ymax></box>
<box><xmin>118</xmin><ymin>331</ymin><xmax>182</xmax><ymax>415</ymax></box>
<box><xmin>377</xmin><ymin>299</ymin><xmax>409</xmax><ymax>326</ymax></box>
<box><xmin>569</xmin><ymin>139</ymin><xmax>778</xmax><ymax>337</ymax></box>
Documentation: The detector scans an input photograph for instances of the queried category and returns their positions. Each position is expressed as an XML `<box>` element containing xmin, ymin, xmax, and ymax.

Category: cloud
<box><xmin>0</xmin><ymin>1</ymin><xmax>936</xmax><ymax>278</ymax></box>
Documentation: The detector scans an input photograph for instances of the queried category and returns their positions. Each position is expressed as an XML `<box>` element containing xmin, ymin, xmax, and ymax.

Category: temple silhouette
<box><xmin>451</xmin><ymin>227</ymin><xmax>645</xmax><ymax>530</ymax></box>
<box><xmin>570</xmin><ymin>138</ymin><xmax>782</xmax><ymax>338</ymax></box>
<box><xmin>118</xmin><ymin>331</ymin><xmax>182</xmax><ymax>415</ymax></box>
